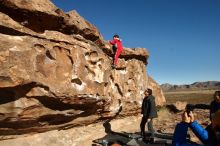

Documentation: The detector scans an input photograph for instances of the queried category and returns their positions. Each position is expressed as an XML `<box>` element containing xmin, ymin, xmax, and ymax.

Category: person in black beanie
<box><xmin>140</xmin><ymin>88</ymin><xmax>158</xmax><ymax>141</ymax></box>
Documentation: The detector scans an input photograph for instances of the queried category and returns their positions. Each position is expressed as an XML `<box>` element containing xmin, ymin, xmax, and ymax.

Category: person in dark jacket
<box><xmin>210</xmin><ymin>91</ymin><xmax>220</xmax><ymax>120</ymax></box>
<box><xmin>140</xmin><ymin>88</ymin><xmax>158</xmax><ymax>141</ymax></box>
<box><xmin>172</xmin><ymin>109</ymin><xmax>220</xmax><ymax>146</ymax></box>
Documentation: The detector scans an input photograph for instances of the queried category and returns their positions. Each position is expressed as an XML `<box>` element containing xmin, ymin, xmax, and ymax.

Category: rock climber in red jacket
<box><xmin>109</xmin><ymin>34</ymin><xmax>123</xmax><ymax>69</ymax></box>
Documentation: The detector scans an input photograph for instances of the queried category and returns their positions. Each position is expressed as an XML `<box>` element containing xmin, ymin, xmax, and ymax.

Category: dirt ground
<box><xmin>0</xmin><ymin>107</ymin><xmax>210</xmax><ymax>146</ymax></box>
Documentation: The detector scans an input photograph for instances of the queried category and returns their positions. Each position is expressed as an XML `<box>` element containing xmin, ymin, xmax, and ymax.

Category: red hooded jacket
<box><xmin>109</xmin><ymin>39</ymin><xmax>123</xmax><ymax>51</ymax></box>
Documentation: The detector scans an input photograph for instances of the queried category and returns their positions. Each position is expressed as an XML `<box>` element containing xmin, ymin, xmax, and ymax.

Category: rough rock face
<box><xmin>148</xmin><ymin>77</ymin><xmax>166</xmax><ymax>106</ymax></box>
<box><xmin>0</xmin><ymin>0</ymin><xmax>104</xmax><ymax>45</ymax></box>
<box><xmin>0</xmin><ymin>0</ymin><xmax>165</xmax><ymax>136</ymax></box>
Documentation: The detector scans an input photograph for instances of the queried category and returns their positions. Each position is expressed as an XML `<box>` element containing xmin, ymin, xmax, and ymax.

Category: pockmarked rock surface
<box><xmin>0</xmin><ymin>0</ymin><xmax>166</xmax><ymax>137</ymax></box>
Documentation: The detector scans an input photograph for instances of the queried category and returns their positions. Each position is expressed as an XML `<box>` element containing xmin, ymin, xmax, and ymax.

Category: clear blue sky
<box><xmin>51</xmin><ymin>0</ymin><xmax>220</xmax><ymax>85</ymax></box>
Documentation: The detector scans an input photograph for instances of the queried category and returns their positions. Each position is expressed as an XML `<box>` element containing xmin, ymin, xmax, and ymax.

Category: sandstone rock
<box><xmin>165</xmin><ymin>101</ymin><xmax>187</xmax><ymax>114</ymax></box>
<box><xmin>65</xmin><ymin>10</ymin><xmax>104</xmax><ymax>43</ymax></box>
<box><xmin>0</xmin><ymin>0</ymin><xmax>59</xmax><ymax>14</ymax></box>
<box><xmin>148</xmin><ymin>76</ymin><xmax>166</xmax><ymax>105</ymax></box>
<box><xmin>0</xmin><ymin>0</ymin><xmax>64</xmax><ymax>33</ymax></box>
<box><xmin>0</xmin><ymin>0</ymin><xmax>104</xmax><ymax>46</ymax></box>
<box><xmin>174</xmin><ymin>101</ymin><xmax>187</xmax><ymax>111</ymax></box>
<box><xmin>0</xmin><ymin>0</ymin><xmax>165</xmax><ymax>136</ymax></box>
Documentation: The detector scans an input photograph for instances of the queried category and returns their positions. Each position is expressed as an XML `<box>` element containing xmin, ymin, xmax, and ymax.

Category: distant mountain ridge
<box><xmin>161</xmin><ymin>81</ymin><xmax>220</xmax><ymax>92</ymax></box>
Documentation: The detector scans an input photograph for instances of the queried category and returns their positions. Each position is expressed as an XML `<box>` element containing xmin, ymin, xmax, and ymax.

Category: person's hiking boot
<box><xmin>142</xmin><ymin>137</ymin><xmax>150</xmax><ymax>144</ymax></box>
<box><xmin>142</xmin><ymin>136</ymin><xmax>154</xmax><ymax>144</ymax></box>
<box><xmin>147</xmin><ymin>132</ymin><xmax>155</xmax><ymax>143</ymax></box>
<box><xmin>111</xmin><ymin>64</ymin><xmax>116</xmax><ymax>69</ymax></box>
<box><xmin>149</xmin><ymin>137</ymin><xmax>155</xmax><ymax>143</ymax></box>
<box><xmin>141</xmin><ymin>131</ymin><xmax>145</xmax><ymax>137</ymax></box>
<box><xmin>141</xmin><ymin>132</ymin><xmax>148</xmax><ymax>143</ymax></box>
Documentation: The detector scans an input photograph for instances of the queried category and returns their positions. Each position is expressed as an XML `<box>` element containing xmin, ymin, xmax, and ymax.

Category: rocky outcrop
<box><xmin>0</xmin><ymin>0</ymin><xmax>104</xmax><ymax>46</ymax></box>
<box><xmin>0</xmin><ymin>0</ymin><xmax>165</xmax><ymax>136</ymax></box>
<box><xmin>148</xmin><ymin>76</ymin><xmax>166</xmax><ymax>106</ymax></box>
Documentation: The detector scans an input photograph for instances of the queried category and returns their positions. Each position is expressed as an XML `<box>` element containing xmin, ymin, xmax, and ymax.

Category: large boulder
<box><xmin>148</xmin><ymin>76</ymin><xmax>166</xmax><ymax>106</ymax></box>
<box><xmin>0</xmin><ymin>0</ymin><xmax>104</xmax><ymax>46</ymax></box>
<box><xmin>0</xmin><ymin>0</ymin><xmax>165</xmax><ymax>136</ymax></box>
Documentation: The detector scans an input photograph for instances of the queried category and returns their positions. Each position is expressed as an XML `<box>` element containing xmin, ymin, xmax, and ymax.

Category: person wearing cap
<box><xmin>109</xmin><ymin>35</ymin><xmax>123</xmax><ymax>69</ymax></box>
<box><xmin>140</xmin><ymin>88</ymin><xmax>158</xmax><ymax>142</ymax></box>
<box><xmin>172</xmin><ymin>109</ymin><xmax>220</xmax><ymax>146</ymax></box>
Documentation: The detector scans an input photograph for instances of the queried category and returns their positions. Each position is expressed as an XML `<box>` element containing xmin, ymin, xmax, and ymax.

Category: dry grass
<box><xmin>165</xmin><ymin>90</ymin><xmax>215</xmax><ymax>104</ymax></box>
